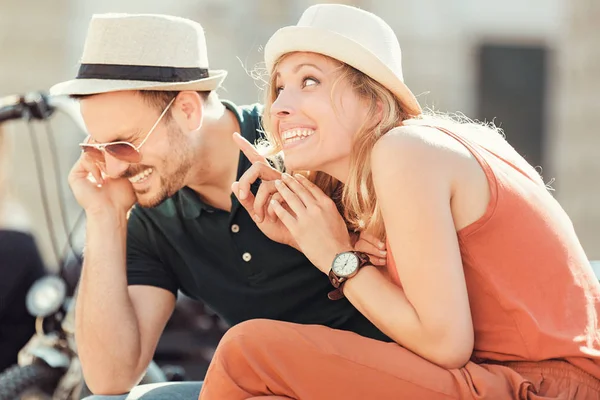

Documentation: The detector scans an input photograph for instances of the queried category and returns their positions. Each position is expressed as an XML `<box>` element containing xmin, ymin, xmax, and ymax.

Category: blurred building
<box><xmin>0</xmin><ymin>0</ymin><xmax>598</xmax><ymax>262</ymax></box>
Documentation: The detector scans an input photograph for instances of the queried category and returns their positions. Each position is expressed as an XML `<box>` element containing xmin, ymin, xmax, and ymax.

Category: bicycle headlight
<box><xmin>26</xmin><ymin>276</ymin><xmax>67</xmax><ymax>317</ymax></box>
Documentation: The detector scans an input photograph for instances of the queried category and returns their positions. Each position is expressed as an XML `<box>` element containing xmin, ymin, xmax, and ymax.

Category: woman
<box><xmin>200</xmin><ymin>4</ymin><xmax>600</xmax><ymax>399</ymax></box>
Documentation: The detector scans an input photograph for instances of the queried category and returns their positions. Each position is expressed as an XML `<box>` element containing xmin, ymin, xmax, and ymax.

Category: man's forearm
<box><xmin>75</xmin><ymin>211</ymin><xmax>143</xmax><ymax>393</ymax></box>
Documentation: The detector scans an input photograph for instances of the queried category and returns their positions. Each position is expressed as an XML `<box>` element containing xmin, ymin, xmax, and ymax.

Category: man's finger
<box><xmin>78</xmin><ymin>154</ymin><xmax>104</xmax><ymax>187</ymax></box>
<box><xmin>233</xmin><ymin>132</ymin><xmax>265</xmax><ymax>164</ymax></box>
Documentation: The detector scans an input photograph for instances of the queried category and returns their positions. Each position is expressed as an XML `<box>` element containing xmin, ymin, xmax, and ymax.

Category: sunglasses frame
<box><xmin>80</xmin><ymin>97</ymin><xmax>176</xmax><ymax>165</ymax></box>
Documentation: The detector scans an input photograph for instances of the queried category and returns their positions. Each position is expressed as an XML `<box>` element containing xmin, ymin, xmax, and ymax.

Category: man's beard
<box><xmin>138</xmin><ymin>160</ymin><xmax>192</xmax><ymax>208</ymax></box>
<box><xmin>124</xmin><ymin>125</ymin><xmax>194</xmax><ymax>209</ymax></box>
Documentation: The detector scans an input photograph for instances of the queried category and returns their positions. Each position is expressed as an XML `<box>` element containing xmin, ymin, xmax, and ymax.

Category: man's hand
<box><xmin>68</xmin><ymin>153</ymin><xmax>136</xmax><ymax>216</ymax></box>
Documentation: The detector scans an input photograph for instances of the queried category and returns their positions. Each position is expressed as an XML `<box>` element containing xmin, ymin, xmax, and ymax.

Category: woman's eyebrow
<box><xmin>275</xmin><ymin>63</ymin><xmax>323</xmax><ymax>78</ymax></box>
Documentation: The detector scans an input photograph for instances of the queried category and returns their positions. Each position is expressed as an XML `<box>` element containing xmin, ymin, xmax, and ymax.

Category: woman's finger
<box><xmin>254</xmin><ymin>181</ymin><xmax>278</xmax><ymax>222</ymax></box>
<box><xmin>232</xmin><ymin>181</ymin><xmax>260</xmax><ymax>223</ymax></box>
<box><xmin>267</xmin><ymin>192</ymin><xmax>284</xmax><ymax>222</ymax></box>
<box><xmin>354</xmin><ymin>238</ymin><xmax>387</xmax><ymax>260</ymax></box>
<box><xmin>354</xmin><ymin>238</ymin><xmax>387</xmax><ymax>266</ymax></box>
<box><xmin>359</xmin><ymin>231</ymin><xmax>386</xmax><ymax>251</ymax></box>
<box><xmin>369</xmin><ymin>256</ymin><xmax>387</xmax><ymax>266</ymax></box>
<box><xmin>237</xmin><ymin>161</ymin><xmax>281</xmax><ymax>201</ymax></box>
<box><xmin>233</xmin><ymin>132</ymin><xmax>267</xmax><ymax>164</ymax></box>
<box><xmin>270</xmin><ymin>197</ymin><xmax>296</xmax><ymax>231</ymax></box>
<box><xmin>274</xmin><ymin>179</ymin><xmax>307</xmax><ymax>216</ymax></box>
<box><xmin>280</xmin><ymin>173</ymin><xmax>316</xmax><ymax>206</ymax></box>
<box><xmin>293</xmin><ymin>173</ymin><xmax>330</xmax><ymax>203</ymax></box>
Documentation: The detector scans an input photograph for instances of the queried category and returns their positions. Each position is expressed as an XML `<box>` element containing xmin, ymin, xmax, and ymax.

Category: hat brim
<box><xmin>49</xmin><ymin>69</ymin><xmax>228</xmax><ymax>97</ymax></box>
<box><xmin>265</xmin><ymin>27</ymin><xmax>421</xmax><ymax>116</ymax></box>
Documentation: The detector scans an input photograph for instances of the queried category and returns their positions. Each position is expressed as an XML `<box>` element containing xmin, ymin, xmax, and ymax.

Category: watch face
<box><xmin>332</xmin><ymin>252</ymin><xmax>359</xmax><ymax>277</ymax></box>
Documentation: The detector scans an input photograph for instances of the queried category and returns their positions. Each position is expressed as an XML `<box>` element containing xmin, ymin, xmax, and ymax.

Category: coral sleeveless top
<box><xmin>386</xmin><ymin>126</ymin><xmax>600</xmax><ymax>379</ymax></box>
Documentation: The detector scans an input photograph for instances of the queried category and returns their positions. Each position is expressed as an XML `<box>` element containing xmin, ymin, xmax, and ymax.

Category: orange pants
<box><xmin>199</xmin><ymin>319</ymin><xmax>600</xmax><ymax>400</ymax></box>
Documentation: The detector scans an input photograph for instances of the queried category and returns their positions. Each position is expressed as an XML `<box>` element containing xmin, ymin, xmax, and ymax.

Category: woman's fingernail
<box><xmin>239</xmin><ymin>190</ymin><xmax>246</xmax><ymax>199</ymax></box>
<box><xmin>275</xmin><ymin>180</ymin><xmax>282</xmax><ymax>186</ymax></box>
<box><xmin>252</xmin><ymin>214</ymin><xmax>262</xmax><ymax>223</ymax></box>
<box><xmin>378</xmin><ymin>241</ymin><xmax>385</xmax><ymax>249</ymax></box>
<box><xmin>282</xmin><ymin>173</ymin><xmax>291</xmax><ymax>180</ymax></box>
<box><xmin>379</xmin><ymin>250</ymin><xmax>387</xmax><ymax>256</ymax></box>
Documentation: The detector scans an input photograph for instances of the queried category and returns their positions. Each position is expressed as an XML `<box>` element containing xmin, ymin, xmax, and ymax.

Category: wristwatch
<box><xmin>327</xmin><ymin>251</ymin><xmax>371</xmax><ymax>300</ymax></box>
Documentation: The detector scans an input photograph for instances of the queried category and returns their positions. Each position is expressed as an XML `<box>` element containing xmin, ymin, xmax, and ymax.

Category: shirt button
<box><xmin>231</xmin><ymin>224</ymin><xmax>240</xmax><ymax>233</ymax></box>
<box><xmin>242</xmin><ymin>252</ymin><xmax>252</xmax><ymax>262</ymax></box>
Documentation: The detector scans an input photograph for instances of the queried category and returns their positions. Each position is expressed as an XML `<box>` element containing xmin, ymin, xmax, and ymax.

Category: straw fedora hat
<box><xmin>264</xmin><ymin>4</ymin><xmax>422</xmax><ymax>116</ymax></box>
<box><xmin>50</xmin><ymin>13</ymin><xmax>227</xmax><ymax>96</ymax></box>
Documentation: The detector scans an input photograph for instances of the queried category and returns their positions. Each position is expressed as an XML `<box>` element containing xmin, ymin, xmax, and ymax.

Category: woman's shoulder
<box><xmin>371</xmin><ymin>123</ymin><xmax>464</xmax><ymax>172</ymax></box>
<box><xmin>376</xmin><ymin>123</ymin><xmax>437</xmax><ymax>144</ymax></box>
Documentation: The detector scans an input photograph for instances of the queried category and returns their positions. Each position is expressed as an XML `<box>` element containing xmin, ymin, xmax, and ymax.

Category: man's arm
<box><xmin>75</xmin><ymin>210</ymin><xmax>176</xmax><ymax>395</ymax></box>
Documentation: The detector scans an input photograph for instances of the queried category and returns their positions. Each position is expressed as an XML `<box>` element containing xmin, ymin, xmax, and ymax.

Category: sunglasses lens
<box><xmin>81</xmin><ymin>145</ymin><xmax>105</xmax><ymax>163</ymax></box>
<box><xmin>106</xmin><ymin>143</ymin><xmax>141</xmax><ymax>163</ymax></box>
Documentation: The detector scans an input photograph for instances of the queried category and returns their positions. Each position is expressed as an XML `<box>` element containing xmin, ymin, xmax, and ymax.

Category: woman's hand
<box><xmin>269</xmin><ymin>173</ymin><xmax>355</xmax><ymax>273</ymax></box>
<box><xmin>352</xmin><ymin>231</ymin><xmax>387</xmax><ymax>267</ymax></box>
<box><xmin>232</xmin><ymin>133</ymin><xmax>389</xmax><ymax>266</ymax></box>
<box><xmin>232</xmin><ymin>133</ymin><xmax>299</xmax><ymax>249</ymax></box>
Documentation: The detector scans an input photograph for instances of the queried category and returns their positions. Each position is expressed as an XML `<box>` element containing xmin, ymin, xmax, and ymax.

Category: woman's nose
<box><xmin>270</xmin><ymin>90</ymin><xmax>296</xmax><ymax>119</ymax></box>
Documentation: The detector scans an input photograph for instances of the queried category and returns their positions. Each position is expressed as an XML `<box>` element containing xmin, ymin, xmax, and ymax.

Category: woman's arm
<box><xmin>342</xmin><ymin>127</ymin><xmax>474</xmax><ymax>369</ymax></box>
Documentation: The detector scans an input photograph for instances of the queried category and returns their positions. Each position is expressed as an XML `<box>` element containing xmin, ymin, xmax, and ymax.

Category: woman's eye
<box><xmin>275</xmin><ymin>86</ymin><xmax>284</xmax><ymax>96</ymax></box>
<box><xmin>303</xmin><ymin>77</ymin><xmax>319</xmax><ymax>88</ymax></box>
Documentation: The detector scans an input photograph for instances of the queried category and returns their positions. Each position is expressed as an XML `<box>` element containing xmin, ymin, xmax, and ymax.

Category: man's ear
<box><xmin>175</xmin><ymin>91</ymin><xmax>204</xmax><ymax>131</ymax></box>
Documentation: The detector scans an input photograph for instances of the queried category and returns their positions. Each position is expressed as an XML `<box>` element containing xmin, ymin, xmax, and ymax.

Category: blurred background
<box><xmin>0</xmin><ymin>0</ymin><xmax>598</xmax><ymax>389</ymax></box>
<box><xmin>0</xmin><ymin>0</ymin><xmax>598</xmax><ymax>264</ymax></box>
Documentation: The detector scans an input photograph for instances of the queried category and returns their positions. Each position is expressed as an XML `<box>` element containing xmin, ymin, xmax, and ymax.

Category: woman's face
<box><xmin>269</xmin><ymin>52</ymin><xmax>369</xmax><ymax>176</ymax></box>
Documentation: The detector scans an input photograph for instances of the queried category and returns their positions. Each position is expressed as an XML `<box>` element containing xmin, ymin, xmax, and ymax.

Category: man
<box><xmin>50</xmin><ymin>13</ymin><xmax>389</xmax><ymax>398</ymax></box>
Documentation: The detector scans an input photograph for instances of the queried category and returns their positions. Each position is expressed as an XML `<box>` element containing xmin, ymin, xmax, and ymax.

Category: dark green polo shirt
<box><xmin>126</xmin><ymin>101</ymin><xmax>390</xmax><ymax>342</ymax></box>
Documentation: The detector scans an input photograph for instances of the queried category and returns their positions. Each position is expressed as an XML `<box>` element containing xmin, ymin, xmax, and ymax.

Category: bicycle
<box><xmin>0</xmin><ymin>92</ymin><xmax>185</xmax><ymax>399</ymax></box>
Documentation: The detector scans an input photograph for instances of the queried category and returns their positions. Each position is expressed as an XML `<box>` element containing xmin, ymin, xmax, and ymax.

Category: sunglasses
<box><xmin>80</xmin><ymin>97</ymin><xmax>176</xmax><ymax>165</ymax></box>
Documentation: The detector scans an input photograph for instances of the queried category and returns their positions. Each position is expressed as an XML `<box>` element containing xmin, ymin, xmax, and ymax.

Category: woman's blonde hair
<box><xmin>261</xmin><ymin>54</ymin><xmax>413</xmax><ymax>239</ymax></box>
<box><xmin>260</xmin><ymin>53</ymin><xmax>541</xmax><ymax>241</ymax></box>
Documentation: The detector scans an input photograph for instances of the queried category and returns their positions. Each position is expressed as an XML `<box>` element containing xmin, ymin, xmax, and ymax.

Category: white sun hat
<box><xmin>264</xmin><ymin>4</ymin><xmax>422</xmax><ymax>116</ymax></box>
<box><xmin>50</xmin><ymin>13</ymin><xmax>227</xmax><ymax>96</ymax></box>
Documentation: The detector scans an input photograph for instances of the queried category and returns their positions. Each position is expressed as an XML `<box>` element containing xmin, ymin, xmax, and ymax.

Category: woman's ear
<box><xmin>376</xmin><ymin>99</ymin><xmax>384</xmax><ymax>122</ymax></box>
